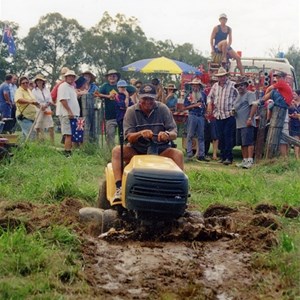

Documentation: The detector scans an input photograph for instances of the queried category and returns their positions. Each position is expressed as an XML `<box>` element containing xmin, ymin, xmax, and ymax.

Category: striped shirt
<box><xmin>207</xmin><ymin>79</ymin><xmax>238</xmax><ymax>119</ymax></box>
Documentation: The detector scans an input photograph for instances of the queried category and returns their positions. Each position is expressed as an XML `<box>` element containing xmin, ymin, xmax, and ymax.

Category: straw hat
<box><xmin>187</xmin><ymin>78</ymin><xmax>205</xmax><ymax>87</ymax></box>
<box><xmin>214</xmin><ymin>67</ymin><xmax>229</xmax><ymax>77</ymax></box>
<box><xmin>164</xmin><ymin>83</ymin><xmax>178</xmax><ymax>91</ymax></box>
<box><xmin>81</xmin><ymin>70</ymin><xmax>96</xmax><ymax>82</ymax></box>
<box><xmin>64</xmin><ymin>70</ymin><xmax>77</xmax><ymax>77</ymax></box>
<box><xmin>33</xmin><ymin>74</ymin><xmax>47</xmax><ymax>83</ymax></box>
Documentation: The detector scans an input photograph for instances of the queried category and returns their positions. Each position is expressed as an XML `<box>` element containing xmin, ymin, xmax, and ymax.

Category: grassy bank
<box><xmin>0</xmin><ymin>143</ymin><xmax>299</xmax><ymax>298</ymax></box>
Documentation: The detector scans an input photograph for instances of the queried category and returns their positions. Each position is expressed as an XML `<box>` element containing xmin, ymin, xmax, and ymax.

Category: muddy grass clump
<box><xmin>250</xmin><ymin>213</ymin><xmax>281</xmax><ymax>230</ymax></box>
<box><xmin>254</xmin><ymin>204</ymin><xmax>278</xmax><ymax>215</ymax></box>
<box><xmin>203</xmin><ymin>204</ymin><xmax>237</xmax><ymax>218</ymax></box>
<box><xmin>281</xmin><ymin>205</ymin><xmax>300</xmax><ymax>218</ymax></box>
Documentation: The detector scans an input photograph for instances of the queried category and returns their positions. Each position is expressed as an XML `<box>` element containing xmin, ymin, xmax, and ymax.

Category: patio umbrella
<box><xmin>121</xmin><ymin>56</ymin><xmax>201</xmax><ymax>75</ymax></box>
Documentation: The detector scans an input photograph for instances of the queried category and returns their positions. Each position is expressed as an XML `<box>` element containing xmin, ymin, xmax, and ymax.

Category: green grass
<box><xmin>0</xmin><ymin>142</ymin><xmax>110</xmax><ymax>204</ymax></box>
<box><xmin>188</xmin><ymin>158</ymin><xmax>300</xmax><ymax>209</ymax></box>
<box><xmin>0</xmin><ymin>225</ymin><xmax>88</xmax><ymax>299</ymax></box>
<box><xmin>0</xmin><ymin>141</ymin><xmax>300</xmax><ymax>298</ymax></box>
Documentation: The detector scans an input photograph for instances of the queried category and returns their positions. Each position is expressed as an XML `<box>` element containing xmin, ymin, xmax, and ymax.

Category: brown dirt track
<box><xmin>1</xmin><ymin>199</ymin><xmax>299</xmax><ymax>299</ymax></box>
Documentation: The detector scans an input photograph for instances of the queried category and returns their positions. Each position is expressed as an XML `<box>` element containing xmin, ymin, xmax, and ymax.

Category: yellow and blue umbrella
<box><xmin>121</xmin><ymin>56</ymin><xmax>201</xmax><ymax>75</ymax></box>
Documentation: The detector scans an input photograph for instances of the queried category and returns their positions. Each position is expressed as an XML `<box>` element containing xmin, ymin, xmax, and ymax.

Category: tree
<box><xmin>285</xmin><ymin>45</ymin><xmax>300</xmax><ymax>88</ymax></box>
<box><xmin>84</xmin><ymin>12</ymin><xmax>157</xmax><ymax>81</ymax></box>
<box><xmin>23</xmin><ymin>13</ymin><xmax>85</xmax><ymax>87</ymax></box>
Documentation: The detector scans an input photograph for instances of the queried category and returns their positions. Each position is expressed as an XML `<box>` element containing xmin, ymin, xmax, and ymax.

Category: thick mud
<box><xmin>0</xmin><ymin>200</ymin><xmax>298</xmax><ymax>299</ymax></box>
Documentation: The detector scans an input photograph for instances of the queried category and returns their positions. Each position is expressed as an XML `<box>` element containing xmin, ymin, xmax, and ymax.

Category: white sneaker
<box><xmin>113</xmin><ymin>187</ymin><xmax>122</xmax><ymax>202</ymax></box>
<box><xmin>243</xmin><ymin>161</ymin><xmax>253</xmax><ymax>169</ymax></box>
<box><xmin>236</xmin><ymin>160</ymin><xmax>247</xmax><ymax>168</ymax></box>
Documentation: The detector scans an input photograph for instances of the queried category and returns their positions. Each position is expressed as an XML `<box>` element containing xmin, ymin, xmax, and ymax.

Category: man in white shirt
<box><xmin>57</xmin><ymin>70</ymin><xmax>80</xmax><ymax>156</ymax></box>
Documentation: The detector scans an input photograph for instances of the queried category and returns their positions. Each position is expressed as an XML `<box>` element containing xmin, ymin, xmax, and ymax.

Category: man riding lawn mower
<box><xmin>97</xmin><ymin>84</ymin><xmax>189</xmax><ymax>223</ymax></box>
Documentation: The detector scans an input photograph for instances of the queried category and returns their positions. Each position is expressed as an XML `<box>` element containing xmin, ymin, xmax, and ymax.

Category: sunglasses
<box><xmin>21</xmin><ymin>81</ymin><xmax>29</xmax><ymax>85</ymax></box>
<box><xmin>135</xmin><ymin>85</ymin><xmax>141</xmax><ymax>88</ymax></box>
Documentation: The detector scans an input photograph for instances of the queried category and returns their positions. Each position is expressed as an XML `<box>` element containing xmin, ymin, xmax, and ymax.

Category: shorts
<box><xmin>236</xmin><ymin>127</ymin><xmax>255</xmax><ymax>146</ymax></box>
<box><xmin>59</xmin><ymin>116</ymin><xmax>72</xmax><ymax>135</ymax></box>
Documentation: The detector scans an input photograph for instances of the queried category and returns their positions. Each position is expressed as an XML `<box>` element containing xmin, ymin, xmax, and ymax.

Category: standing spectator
<box><xmin>32</xmin><ymin>74</ymin><xmax>55</xmax><ymax>144</ymax></box>
<box><xmin>81</xmin><ymin>70</ymin><xmax>98</xmax><ymax>95</ymax></box>
<box><xmin>0</xmin><ymin>74</ymin><xmax>13</xmax><ymax>118</ymax></box>
<box><xmin>50</xmin><ymin>66</ymin><xmax>69</xmax><ymax>103</ymax></box>
<box><xmin>15</xmin><ymin>76</ymin><xmax>40</xmax><ymax>141</ymax></box>
<box><xmin>233</xmin><ymin>77</ymin><xmax>258</xmax><ymax>169</ymax></box>
<box><xmin>207</xmin><ymin>67</ymin><xmax>238</xmax><ymax>165</ymax></box>
<box><xmin>9</xmin><ymin>74</ymin><xmax>18</xmax><ymax>126</ymax></box>
<box><xmin>288</xmin><ymin>90</ymin><xmax>300</xmax><ymax>159</ymax></box>
<box><xmin>204</xmin><ymin>75</ymin><xmax>219</xmax><ymax>160</ymax></box>
<box><xmin>96</xmin><ymin>69</ymin><xmax>120</xmax><ymax>148</ymax></box>
<box><xmin>164</xmin><ymin>83</ymin><xmax>178</xmax><ymax>112</ymax></box>
<box><xmin>56</xmin><ymin>70</ymin><xmax>80</xmax><ymax>156</ymax></box>
<box><xmin>184</xmin><ymin>78</ymin><xmax>209</xmax><ymax>162</ymax></box>
<box><xmin>151</xmin><ymin>78</ymin><xmax>165</xmax><ymax>103</ymax></box>
<box><xmin>115</xmin><ymin>80</ymin><xmax>134</xmax><ymax>136</ymax></box>
<box><xmin>210</xmin><ymin>13</ymin><xmax>244</xmax><ymax>75</ymax></box>
<box><xmin>131</xmin><ymin>80</ymin><xmax>143</xmax><ymax>103</ymax></box>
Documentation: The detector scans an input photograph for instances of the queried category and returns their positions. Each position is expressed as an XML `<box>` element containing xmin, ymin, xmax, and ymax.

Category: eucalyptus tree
<box><xmin>23</xmin><ymin>13</ymin><xmax>85</xmax><ymax>87</ymax></box>
<box><xmin>84</xmin><ymin>12</ymin><xmax>157</xmax><ymax>81</ymax></box>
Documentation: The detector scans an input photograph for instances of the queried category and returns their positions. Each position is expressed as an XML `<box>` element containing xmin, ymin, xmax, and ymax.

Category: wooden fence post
<box><xmin>264</xmin><ymin>106</ymin><xmax>287</xmax><ymax>159</ymax></box>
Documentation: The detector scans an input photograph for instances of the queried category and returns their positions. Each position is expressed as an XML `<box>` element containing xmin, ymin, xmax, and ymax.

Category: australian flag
<box><xmin>2</xmin><ymin>25</ymin><xmax>16</xmax><ymax>55</ymax></box>
<box><xmin>70</xmin><ymin>117</ymin><xmax>85</xmax><ymax>143</ymax></box>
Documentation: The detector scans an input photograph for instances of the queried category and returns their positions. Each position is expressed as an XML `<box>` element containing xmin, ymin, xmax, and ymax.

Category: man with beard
<box><xmin>184</xmin><ymin>78</ymin><xmax>209</xmax><ymax>162</ymax></box>
<box><xmin>111</xmin><ymin>83</ymin><xmax>183</xmax><ymax>202</ymax></box>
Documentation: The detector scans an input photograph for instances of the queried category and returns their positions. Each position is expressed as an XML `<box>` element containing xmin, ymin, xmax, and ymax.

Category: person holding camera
<box><xmin>15</xmin><ymin>76</ymin><xmax>40</xmax><ymax>141</ymax></box>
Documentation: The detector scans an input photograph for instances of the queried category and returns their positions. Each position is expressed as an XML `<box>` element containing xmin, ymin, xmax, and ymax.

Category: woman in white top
<box><xmin>32</xmin><ymin>74</ymin><xmax>55</xmax><ymax>144</ymax></box>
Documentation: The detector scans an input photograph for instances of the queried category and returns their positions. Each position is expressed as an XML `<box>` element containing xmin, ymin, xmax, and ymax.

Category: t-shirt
<box><xmin>273</xmin><ymin>80</ymin><xmax>293</xmax><ymax>106</ymax></box>
<box><xmin>0</xmin><ymin>82</ymin><xmax>11</xmax><ymax>104</ymax></box>
<box><xmin>15</xmin><ymin>87</ymin><xmax>37</xmax><ymax>120</ymax></box>
<box><xmin>123</xmin><ymin>101</ymin><xmax>177</xmax><ymax>153</ymax></box>
<box><xmin>234</xmin><ymin>91</ymin><xmax>256</xmax><ymax>129</ymax></box>
<box><xmin>56</xmin><ymin>82</ymin><xmax>80</xmax><ymax>117</ymax></box>
<box><xmin>98</xmin><ymin>83</ymin><xmax>118</xmax><ymax>120</ymax></box>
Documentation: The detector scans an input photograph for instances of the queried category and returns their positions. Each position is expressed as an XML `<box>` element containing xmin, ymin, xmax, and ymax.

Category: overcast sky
<box><xmin>1</xmin><ymin>0</ymin><xmax>299</xmax><ymax>58</ymax></box>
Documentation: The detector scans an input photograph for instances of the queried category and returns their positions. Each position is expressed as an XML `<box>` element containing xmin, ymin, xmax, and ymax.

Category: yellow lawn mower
<box><xmin>97</xmin><ymin>134</ymin><xmax>189</xmax><ymax>223</ymax></box>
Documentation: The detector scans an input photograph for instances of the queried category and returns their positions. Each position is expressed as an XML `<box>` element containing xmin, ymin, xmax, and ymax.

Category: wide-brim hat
<box><xmin>214</xmin><ymin>67</ymin><xmax>229</xmax><ymax>77</ymax></box>
<box><xmin>187</xmin><ymin>78</ymin><xmax>205</xmax><ymax>87</ymax></box>
<box><xmin>234</xmin><ymin>77</ymin><xmax>249</xmax><ymax>88</ymax></box>
<box><xmin>81</xmin><ymin>70</ymin><xmax>96</xmax><ymax>82</ymax></box>
<box><xmin>138</xmin><ymin>84</ymin><xmax>156</xmax><ymax>99</ymax></box>
<box><xmin>105</xmin><ymin>69</ymin><xmax>121</xmax><ymax>80</ymax></box>
<box><xmin>164</xmin><ymin>83</ymin><xmax>178</xmax><ymax>91</ymax></box>
<box><xmin>33</xmin><ymin>74</ymin><xmax>47</xmax><ymax>83</ymax></box>
<box><xmin>64</xmin><ymin>70</ymin><xmax>77</xmax><ymax>77</ymax></box>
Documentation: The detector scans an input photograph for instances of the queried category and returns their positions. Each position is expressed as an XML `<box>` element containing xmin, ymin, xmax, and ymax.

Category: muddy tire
<box><xmin>97</xmin><ymin>180</ymin><xmax>111</xmax><ymax>209</ymax></box>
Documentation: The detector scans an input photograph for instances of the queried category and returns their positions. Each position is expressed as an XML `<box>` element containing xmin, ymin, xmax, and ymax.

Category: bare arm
<box><xmin>60</xmin><ymin>99</ymin><xmax>74</xmax><ymax>119</ymax></box>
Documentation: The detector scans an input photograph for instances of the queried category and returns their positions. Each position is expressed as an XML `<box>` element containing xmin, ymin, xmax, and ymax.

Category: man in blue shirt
<box><xmin>0</xmin><ymin>74</ymin><xmax>13</xmax><ymax>118</ymax></box>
